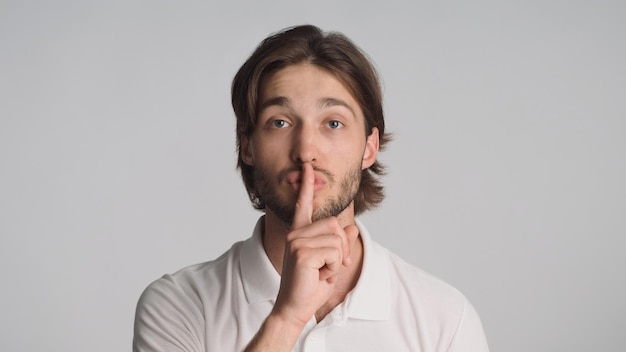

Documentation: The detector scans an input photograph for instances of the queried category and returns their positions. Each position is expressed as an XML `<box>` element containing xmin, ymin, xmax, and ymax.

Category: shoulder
<box><xmin>368</xmin><ymin>241</ymin><xmax>465</xmax><ymax>304</ymax></box>
<box><xmin>137</xmin><ymin>240</ymin><xmax>244</xmax><ymax>313</ymax></box>
<box><xmin>385</xmin><ymin>247</ymin><xmax>466</xmax><ymax>307</ymax></box>
<box><xmin>133</xmin><ymin>241</ymin><xmax>245</xmax><ymax>351</ymax></box>
<box><xmin>378</xmin><ymin>244</ymin><xmax>489</xmax><ymax>351</ymax></box>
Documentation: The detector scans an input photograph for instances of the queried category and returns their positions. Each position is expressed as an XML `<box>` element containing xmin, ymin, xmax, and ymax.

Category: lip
<box><xmin>285</xmin><ymin>170</ymin><xmax>327</xmax><ymax>192</ymax></box>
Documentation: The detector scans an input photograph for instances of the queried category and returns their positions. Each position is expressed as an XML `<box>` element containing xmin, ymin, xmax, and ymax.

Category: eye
<box><xmin>327</xmin><ymin>120</ymin><xmax>344</xmax><ymax>129</ymax></box>
<box><xmin>270</xmin><ymin>119</ymin><xmax>290</xmax><ymax>128</ymax></box>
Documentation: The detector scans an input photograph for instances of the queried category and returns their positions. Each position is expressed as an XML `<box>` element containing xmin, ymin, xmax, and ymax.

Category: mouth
<box><xmin>284</xmin><ymin>169</ymin><xmax>328</xmax><ymax>192</ymax></box>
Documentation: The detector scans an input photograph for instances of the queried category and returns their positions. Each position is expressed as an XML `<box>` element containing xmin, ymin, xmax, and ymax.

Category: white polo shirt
<box><xmin>134</xmin><ymin>218</ymin><xmax>489</xmax><ymax>352</ymax></box>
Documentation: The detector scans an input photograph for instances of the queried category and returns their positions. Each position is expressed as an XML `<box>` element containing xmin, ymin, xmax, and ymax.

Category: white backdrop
<box><xmin>1</xmin><ymin>1</ymin><xmax>624</xmax><ymax>351</ymax></box>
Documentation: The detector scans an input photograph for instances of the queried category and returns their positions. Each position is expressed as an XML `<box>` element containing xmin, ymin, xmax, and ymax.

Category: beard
<box><xmin>253</xmin><ymin>163</ymin><xmax>361</xmax><ymax>227</ymax></box>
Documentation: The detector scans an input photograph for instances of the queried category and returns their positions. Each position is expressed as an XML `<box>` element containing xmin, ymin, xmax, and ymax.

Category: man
<box><xmin>134</xmin><ymin>25</ymin><xmax>489</xmax><ymax>351</ymax></box>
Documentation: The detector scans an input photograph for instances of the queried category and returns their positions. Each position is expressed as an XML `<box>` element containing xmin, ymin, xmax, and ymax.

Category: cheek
<box><xmin>252</xmin><ymin>138</ymin><xmax>287</xmax><ymax>164</ymax></box>
<box><xmin>332</xmin><ymin>147</ymin><xmax>365</xmax><ymax>171</ymax></box>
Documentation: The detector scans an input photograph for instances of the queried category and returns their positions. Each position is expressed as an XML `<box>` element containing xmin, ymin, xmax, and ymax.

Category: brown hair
<box><xmin>231</xmin><ymin>24</ymin><xmax>391</xmax><ymax>215</ymax></box>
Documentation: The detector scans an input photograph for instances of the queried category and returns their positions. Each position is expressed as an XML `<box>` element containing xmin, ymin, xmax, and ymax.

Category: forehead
<box><xmin>258</xmin><ymin>64</ymin><xmax>362</xmax><ymax>114</ymax></box>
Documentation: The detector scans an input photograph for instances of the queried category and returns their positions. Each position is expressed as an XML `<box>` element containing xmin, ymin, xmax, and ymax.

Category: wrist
<box><xmin>244</xmin><ymin>311</ymin><xmax>307</xmax><ymax>352</ymax></box>
<box><xmin>268</xmin><ymin>308</ymin><xmax>310</xmax><ymax>333</ymax></box>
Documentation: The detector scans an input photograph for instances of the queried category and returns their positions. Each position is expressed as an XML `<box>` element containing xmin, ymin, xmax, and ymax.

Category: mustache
<box><xmin>277</xmin><ymin>165</ymin><xmax>335</xmax><ymax>184</ymax></box>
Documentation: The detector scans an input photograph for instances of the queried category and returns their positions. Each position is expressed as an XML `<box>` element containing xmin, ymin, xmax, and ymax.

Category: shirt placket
<box><xmin>300</xmin><ymin>304</ymin><xmax>349</xmax><ymax>352</ymax></box>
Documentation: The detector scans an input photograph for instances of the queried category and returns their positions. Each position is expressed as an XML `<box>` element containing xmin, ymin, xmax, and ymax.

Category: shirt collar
<box><xmin>240</xmin><ymin>217</ymin><xmax>282</xmax><ymax>304</ymax></box>
<box><xmin>239</xmin><ymin>217</ymin><xmax>391</xmax><ymax>321</ymax></box>
<box><xmin>344</xmin><ymin>219</ymin><xmax>391</xmax><ymax>321</ymax></box>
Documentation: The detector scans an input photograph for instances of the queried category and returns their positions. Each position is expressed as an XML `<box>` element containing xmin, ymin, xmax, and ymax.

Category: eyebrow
<box><xmin>258</xmin><ymin>96</ymin><xmax>290</xmax><ymax>113</ymax></box>
<box><xmin>318</xmin><ymin>97</ymin><xmax>356</xmax><ymax>118</ymax></box>
<box><xmin>258</xmin><ymin>96</ymin><xmax>357</xmax><ymax>118</ymax></box>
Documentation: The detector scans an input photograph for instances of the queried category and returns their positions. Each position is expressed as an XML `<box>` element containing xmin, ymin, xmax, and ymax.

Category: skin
<box><xmin>241</xmin><ymin>63</ymin><xmax>379</xmax><ymax>351</ymax></box>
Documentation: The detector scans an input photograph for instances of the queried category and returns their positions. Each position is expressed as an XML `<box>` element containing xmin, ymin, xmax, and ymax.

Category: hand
<box><xmin>244</xmin><ymin>163</ymin><xmax>360</xmax><ymax>351</ymax></box>
<box><xmin>271</xmin><ymin>162</ymin><xmax>359</xmax><ymax>328</ymax></box>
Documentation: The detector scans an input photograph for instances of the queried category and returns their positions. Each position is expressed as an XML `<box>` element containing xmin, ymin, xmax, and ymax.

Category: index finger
<box><xmin>292</xmin><ymin>163</ymin><xmax>314</xmax><ymax>229</ymax></box>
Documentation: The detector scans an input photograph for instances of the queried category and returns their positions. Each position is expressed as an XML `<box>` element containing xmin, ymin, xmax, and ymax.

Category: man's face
<box><xmin>242</xmin><ymin>64</ymin><xmax>379</xmax><ymax>225</ymax></box>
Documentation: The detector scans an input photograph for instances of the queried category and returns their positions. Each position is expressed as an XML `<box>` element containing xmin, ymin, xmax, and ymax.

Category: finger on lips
<box><xmin>288</xmin><ymin>163</ymin><xmax>356</xmax><ymax>282</ymax></box>
<box><xmin>292</xmin><ymin>163</ymin><xmax>314</xmax><ymax>229</ymax></box>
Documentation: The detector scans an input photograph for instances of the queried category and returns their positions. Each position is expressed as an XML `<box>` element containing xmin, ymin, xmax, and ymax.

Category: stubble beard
<box><xmin>254</xmin><ymin>164</ymin><xmax>361</xmax><ymax>227</ymax></box>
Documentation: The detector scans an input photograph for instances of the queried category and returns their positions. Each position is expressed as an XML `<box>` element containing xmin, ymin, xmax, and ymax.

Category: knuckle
<box><xmin>321</xmin><ymin>216</ymin><xmax>341</xmax><ymax>233</ymax></box>
<box><xmin>287</xmin><ymin>237</ymin><xmax>304</xmax><ymax>251</ymax></box>
<box><xmin>286</xmin><ymin>227</ymin><xmax>307</xmax><ymax>242</ymax></box>
<box><xmin>289</xmin><ymin>245</ymin><xmax>307</xmax><ymax>260</ymax></box>
<box><xmin>330</xmin><ymin>234</ymin><xmax>343</xmax><ymax>247</ymax></box>
<box><xmin>293</xmin><ymin>248</ymin><xmax>307</xmax><ymax>263</ymax></box>
<box><xmin>286</xmin><ymin>230</ymin><xmax>298</xmax><ymax>242</ymax></box>
<box><xmin>330</xmin><ymin>218</ymin><xmax>342</xmax><ymax>233</ymax></box>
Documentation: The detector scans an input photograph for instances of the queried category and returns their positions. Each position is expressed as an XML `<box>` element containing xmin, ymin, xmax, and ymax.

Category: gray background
<box><xmin>1</xmin><ymin>1</ymin><xmax>624</xmax><ymax>351</ymax></box>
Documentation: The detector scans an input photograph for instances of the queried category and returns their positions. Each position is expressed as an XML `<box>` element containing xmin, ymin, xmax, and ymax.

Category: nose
<box><xmin>291</xmin><ymin>123</ymin><xmax>318</xmax><ymax>164</ymax></box>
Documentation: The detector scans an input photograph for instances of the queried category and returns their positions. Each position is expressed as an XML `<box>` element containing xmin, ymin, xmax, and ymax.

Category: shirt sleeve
<box><xmin>446</xmin><ymin>299</ymin><xmax>490</xmax><ymax>352</ymax></box>
<box><xmin>133</xmin><ymin>275</ymin><xmax>205</xmax><ymax>352</ymax></box>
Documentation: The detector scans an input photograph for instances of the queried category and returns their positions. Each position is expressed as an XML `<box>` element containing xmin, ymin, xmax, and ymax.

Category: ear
<box><xmin>361</xmin><ymin>127</ymin><xmax>379</xmax><ymax>169</ymax></box>
<box><xmin>241</xmin><ymin>136</ymin><xmax>254</xmax><ymax>166</ymax></box>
